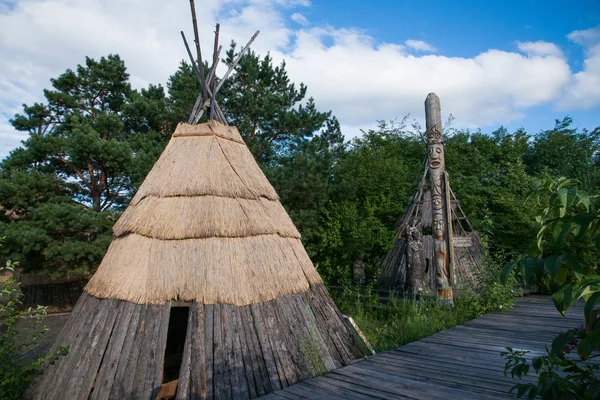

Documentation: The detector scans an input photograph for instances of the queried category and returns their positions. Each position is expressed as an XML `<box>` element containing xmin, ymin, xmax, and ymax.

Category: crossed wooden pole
<box><xmin>182</xmin><ymin>0</ymin><xmax>259</xmax><ymax>126</ymax></box>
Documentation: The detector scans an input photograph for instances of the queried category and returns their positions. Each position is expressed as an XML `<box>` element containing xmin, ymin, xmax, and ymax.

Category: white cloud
<box><xmin>0</xmin><ymin>1</ymin><xmax>598</xmax><ymax>160</ymax></box>
<box><xmin>277</xmin><ymin>29</ymin><xmax>571</xmax><ymax>129</ymax></box>
<box><xmin>517</xmin><ymin>41</ymin><xmax>564</xmax><ymax>58</ymax></box>
<box><xmin>404</xmin><ymin>39</ymin><xmax>437</xmax><ymax>53</ymax></box>
<box><xmin>291</xmin><ymin>12</ymin><xmax>309</xmax><ymax>26</ymax></box>
<box><xmin>567</xmin><ymin>26</ymin><xmax>600</xmax><ymax>46</ymax></box>
<box><xmin>558</xmin><ymin>26</ymin><xmax>600</xmax><ymax>110</ymax></box>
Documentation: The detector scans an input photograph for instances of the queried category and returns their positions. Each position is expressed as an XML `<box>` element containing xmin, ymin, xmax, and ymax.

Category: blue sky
<box><xmin>301</xmin><ymin>0</ymin><xmax>600</xmax><ymax>134</ymax></box>
<box><xmin>1</xmin><ymin>0</ymin><xmax>599</xmax><ymax>159</ymax></box>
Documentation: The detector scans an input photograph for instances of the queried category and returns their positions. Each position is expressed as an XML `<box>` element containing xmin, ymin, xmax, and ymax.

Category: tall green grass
<box><xmin>333</xmin><ymin>269</ymin><xmax>520</xmax><ymax>352</ymax></box>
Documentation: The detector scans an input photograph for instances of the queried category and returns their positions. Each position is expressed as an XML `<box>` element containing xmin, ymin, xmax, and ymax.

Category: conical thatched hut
<box><xmin>26</xmin><ymin>121</ymin><xmax>368</xmax><ymax>400</ymax></box>
<box><xmin>377</xmin><ymin>94</ymin><xmax>483</xmax><ymax>298</ymax></box>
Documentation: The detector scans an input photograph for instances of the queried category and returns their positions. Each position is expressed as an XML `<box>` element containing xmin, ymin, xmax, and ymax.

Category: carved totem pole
<box><xmin>425</xmin><ymin>93</ymin><xmax>453</xmax><ymax>304</ymax></box>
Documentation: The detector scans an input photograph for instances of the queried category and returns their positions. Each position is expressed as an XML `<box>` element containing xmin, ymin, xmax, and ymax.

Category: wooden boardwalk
<box><xmin>260</xmin><ymin>295</ymin><xmax>584</xmax><ymax>400</ymax></box>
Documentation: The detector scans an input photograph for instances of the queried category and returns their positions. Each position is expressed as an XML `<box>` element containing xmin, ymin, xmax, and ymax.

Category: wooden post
<box><xmin>209</xmin><ymin>23</ymin><xmax>220</xmax><ymax>120</ymax></box>
<box><xmin>425</xmin><ymin>93</ymin><xmax>453</xmax><ymax>305</ymax></box>
<box><xmin>189</xmin><ymin>0</ymin><xmax>208</xmax><ymax>105</ymax></box>
<box><xmin>444</xmin><ymin>172</ymin><xmax>455</xmax><ymax>285</ymax></box>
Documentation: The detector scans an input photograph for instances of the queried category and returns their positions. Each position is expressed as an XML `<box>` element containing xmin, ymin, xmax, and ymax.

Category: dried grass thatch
<box><xmin>114</xmin><ymin>196</ymin><xmax>299</xmax><ymax>239</ymax></box>
<box><xmin>85</xmin><ymin>121</ymin><xmax>323</xmax><ymax>306</ymax></box>
<box><xmin>130</xmin><ymin>123</ymin><xmax>277</xmax><ymax>204</ymax></box>
<box><xmin>86</xmin><ymin>234</ymin><xmax>322</xmax><ymax>305</ymax></box>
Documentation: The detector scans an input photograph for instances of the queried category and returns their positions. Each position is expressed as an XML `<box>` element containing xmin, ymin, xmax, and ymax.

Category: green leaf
<box><xmin>575</xmin><ymin>277</ymin><xmax>600</xmax><ymax>301</ymax></box>
<box><xmin>578</xmin><ymin>190</ymin><xmax>591</xmax><ymax>211</ymax></box>
<box><xmin>500</xmin><ymin>259</ymin><xmax>518</xmax><ymax>284</ymax></box>
<box><xmin>572</xmin><ymin>213</ymin><xmax>593</xmax><ymax>238</ymax></box>
<box><xmin>516</xmin><ymin>384</ymin><xmax>529</xmax><ymax>398</ymax></box>
<box><xmin>522</xmin><ymin>257</ymin><xmax>538</xmax><ymax>281</ymax></box>
<box><xmin>532</xmin><ymin>357</ymin><xmax>542</xmax><ymax>371</ymax></box>
<box><xmin>551</xmin><ymin>331</ymin><xmax>571</xmax><ymax>357</ymax></box>
<box><xmin>552</xmin><ymin>283</ymin><xmax>575</xmax><ymax>313</ymax></box>
<box><xmin>577</xmin><ymin>330</ymin><xmax>600</xmax><ymax>359</ymax></box>
<box><xmin>544</xmin><ymin>255</ymin><xmax>563</xmax><ymax>278</ymax></box>
<box><xmin>557</xmin><ymin>188</ymin><xmax>568</xmax><ymax>217</ymax></box>
<box><xmin>556</xmin><ymin>219</ymin><xmax>572</xmax><ymax>245</ymax></box>
<box><xmin>563</xmin><ymin>254</ymin><xmax>583</xmax><ymax>274</ymax></box>
<box><xmin>585</xmin><ymin>292</ymin><xmax>600</xmax><ymax>330</ymax></box>
<box><xmin>555</xmin><ymin>266</ymin><xmax>568</xmax><ymax>285</ymax></box>
<box><xmin>527</xmin><ymin>386</ymin><xmax>538</xmax><ymax>400</ymax></box>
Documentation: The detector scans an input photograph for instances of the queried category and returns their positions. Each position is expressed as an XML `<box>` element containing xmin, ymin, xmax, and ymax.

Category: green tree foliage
<box><xmin>312</xmin><ymin>120</ymin><xmax>424</xmax><ymax>284</ymax></box>
<box><xmin>445</xmin><ymin>128</ymin><xmax>538</xmax><ymax>254</ymax></box>
<box><xmin>266</xmin><ymin>117</ymin><xmax>346</xmax><ymax>259</ymax></box>
<box><xmin>166</xmin><ymin>60</ymin><xmax>201</xmax><ymax>126</ymax></box>
<box><xmin>220</xmin><ymin>43</ymin><xmax>331</xmax><ymax>162</ymax></box>
<box><xmin>501</xmin><ymin>178</ymin><xmax>600</xmax><ymax>399</ymax></box>
<box><xmin>525</xmin><ymin>117</ymin><xmax>600</xmax><ymax>191</ymax></box>
<box><xmin>1</xmin><ymin>55</ymin><xmax>168</xmax><ymax>275</ymax></box>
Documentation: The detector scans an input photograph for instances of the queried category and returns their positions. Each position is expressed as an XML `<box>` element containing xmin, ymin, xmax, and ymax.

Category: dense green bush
<box><xmin>0</xmin><ymin>259</ymin><xmax>50</xmax><ymax>399</ymax></box>
<box><xmin>501</xmin><ymin>177</ymin><xmax>600</xmax><ymax>399</ymax></box>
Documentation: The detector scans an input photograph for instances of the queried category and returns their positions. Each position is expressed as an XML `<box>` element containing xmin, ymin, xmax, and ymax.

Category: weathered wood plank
<box><xmin>175</xmin><ymin>303</ymin><xmax>194</xmax><ymax>400</ymax></box>
<box><xmin>229</xmin><ymin>305</ymin><xmax>251</xmax><ymax>400</ymax></box>
<box><xmin>258</xmin><ymin>296</ymin><xmax>581</xmax><ymax>400</ymax></box>
<box><xmin>45</xmin><ymin>295</ymin><xmax>107</xmax><ymax>399</ymax></box>
<box><xmin>91</xmin><ymin>301</ymin><xmax>137</xmax><ymax>400</ymax></box>
<box><xmin>147</xmin><ymin>303</ymin><xmax>170</xmax><ymax>399</ymax></box>
<box><xmin>190</xmin><ymin>303</ymin><xmax>209</xmax><ymax>399</ymax></box>
<box><xmin>28</xmin><ymin>293</ymin><xmax>582</xmax><ymax>400</ymax></box>
<box><xmin>70</xmin><ymin>298</ymin><xmax>120</xmax><ymax>400</ymax></box>
<box><xmin>235</xmin><ymin>306</ymin><xmax>259</xmax><ymax>398</ymax></box>
<box><xmin>250</xmin><ymin>302</ymin><xmax>283</xmax><ymax>391</ymax></box>
<box><xmin>304</xmin><ymin>377</ymin><xmax>386</xmax><ymax>400</ymax></box>
<box><xmin>203</xmin><ymin>304</ymin><xmax>215</xmax><ymax>400</ymax></box>
<box><xmin>328</xmin><ymin>367</ymin><xmax>503</xmax><ymax>400</ymax></box>
<box><xmin>108</xmin><ymin>304</ymin><xmax>146</xmax><ymax>398</ymax></box>
<box><xmin>240</xmin><ymin>305</ymin><xmax>271</xmax><ymax>396</ymax></box>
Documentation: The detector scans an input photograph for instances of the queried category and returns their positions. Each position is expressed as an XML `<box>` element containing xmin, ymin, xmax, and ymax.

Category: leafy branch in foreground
<box><xmin>500</xmin><ymin>177</ymin><xmax>600</xmax><ymax>399</ymax></box>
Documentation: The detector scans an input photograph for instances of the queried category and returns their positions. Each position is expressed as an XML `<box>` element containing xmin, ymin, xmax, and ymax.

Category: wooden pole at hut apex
<box><xmin>425</xmin><ymin>93</ymin><xmax>453</xmax><ymax>305</ymax></box>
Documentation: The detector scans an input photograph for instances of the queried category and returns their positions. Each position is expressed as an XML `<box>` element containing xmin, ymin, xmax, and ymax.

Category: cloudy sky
<box><xmin>1</xmin><ymin>0</ymin><xmax>599</xmax><ymax>159</ymax></box>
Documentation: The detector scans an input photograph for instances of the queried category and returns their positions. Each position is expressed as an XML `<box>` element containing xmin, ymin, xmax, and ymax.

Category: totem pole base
<box><xmin>438</xmin><ymin>288</ymin><xmax>454</xmax><ymax>306</ymax></box>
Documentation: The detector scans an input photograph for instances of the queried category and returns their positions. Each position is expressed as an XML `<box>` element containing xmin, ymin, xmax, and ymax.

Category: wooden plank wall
<box><xmin>21</xmin><ymin>280</ymin><xmax>86</xmax><ymax>310</ymax></box>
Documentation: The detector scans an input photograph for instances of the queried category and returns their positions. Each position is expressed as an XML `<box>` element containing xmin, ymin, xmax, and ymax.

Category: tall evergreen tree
<box><xmin>220</xmin><ymin>43</ymin><xmax>330</xmax><ymax>162</ymax></box>
<box><xmin>1</xmin><ymin>55</ymin><xmax>168</xmax><ymax>275</ymax></box>
<box><xmin>266</xmin><ymin>117</ymin><xmax>347</xmax><ymax>258</ymax></box>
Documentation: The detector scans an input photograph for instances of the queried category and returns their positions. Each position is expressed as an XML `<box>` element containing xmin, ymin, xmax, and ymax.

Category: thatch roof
<box><xmin>26</xmin><ymin>121</ymin><xmax>368</xmax><ymax>400</ymax></box>
<box><xmin>85</xmin><ymin>121</ymin><xmax>322</xmax><ymax>306</ymax></box>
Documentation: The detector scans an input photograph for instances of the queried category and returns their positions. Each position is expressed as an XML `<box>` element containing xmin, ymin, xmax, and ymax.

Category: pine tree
<box><xmin>219</xmin><ymin>43</ymin><xmax>330</xmax><ymax>162</ymax></box>
<box><xmin>1</xmin><ymin>55</ymin><xmax>168</xmax><ymax>275</ymax></box>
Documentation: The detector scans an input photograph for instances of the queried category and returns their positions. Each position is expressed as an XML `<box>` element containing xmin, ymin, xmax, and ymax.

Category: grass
<box><xmin>332</xmin><ymin>272</ymin><xmax>520</xmax><ymax>352</ymax></box>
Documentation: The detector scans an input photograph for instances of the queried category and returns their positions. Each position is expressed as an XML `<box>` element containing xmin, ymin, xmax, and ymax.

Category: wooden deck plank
<box><xmin>259</xmin><ymin>295</ymin><xmax>582</xmax><ymax>400</ymax></box>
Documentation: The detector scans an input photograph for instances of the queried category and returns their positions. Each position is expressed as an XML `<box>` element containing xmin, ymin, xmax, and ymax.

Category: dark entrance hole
<box><xmin>163</xmin><ymin>305</ymin><xmax>189</xmax><ymax>383</ymax></box>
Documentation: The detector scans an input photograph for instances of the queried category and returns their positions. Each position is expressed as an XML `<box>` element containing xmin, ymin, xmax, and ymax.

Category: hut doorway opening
<box><xmin>163</xmin><ymin>305</ymin><xmax>190</xmax><ymax>383</ymax></box>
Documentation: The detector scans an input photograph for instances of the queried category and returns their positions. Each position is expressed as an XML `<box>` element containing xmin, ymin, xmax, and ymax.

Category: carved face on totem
<box><xmin>432</xmin><ymin>194</ymin><xmax>443</xmax><ymax>210</ymax></box>
<box><xmin>428</xmin><ymin>143</ymin><xmax>444</xmax><ymax>169</ymax></box>
<box><xmin>433</xmin><ymin>213</ymin><xmax>444</xmax><ymax>239</ymax></box>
